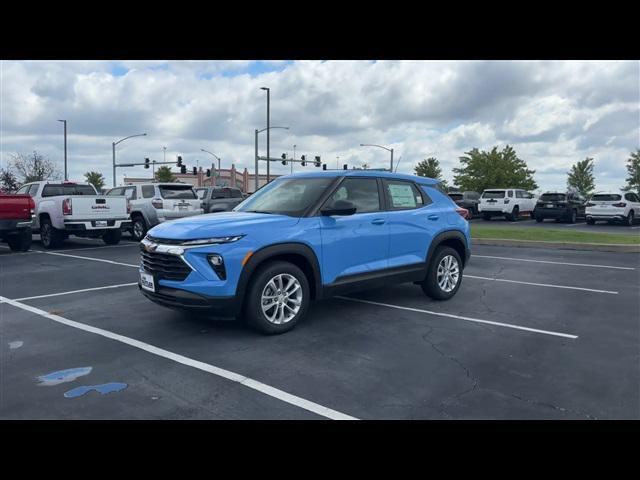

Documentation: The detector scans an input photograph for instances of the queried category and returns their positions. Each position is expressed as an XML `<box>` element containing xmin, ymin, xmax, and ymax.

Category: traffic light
<box><xmin>322</xmin><ymin>164</ymin><xmax>327</xmax><ymax>171</ymax></box>
<box><xmin>180</xmin><ymin>165</ymin><xmax>187</xmax><ymax>174</ymax></box>
<box><xmin>177</xmin><ymin>156</ymin><xmax>183</xmax><ymax>167</ymax></box>
<box><xmin>192</xmin><ymin>167</ymin><xmax>197</xmax><ymax>175</ymax></box>
<box><xmin>206</xmin><ymin>169</ymin><xmax>211</xmax><ymax>177</ymax></box>
<box><xmin>144</xmin><ymin>157</ymin><xmax>150</xmax><ymax>169</ymax></box>
<box><xmin>301</xmin><ymin>155</ymin><xmax>306</xmax><ymax>166</ymax></box>
<box><xmin>315</xmin><ymin>156</ymin><xmax>321</xmax><ymax>167</ymax></box>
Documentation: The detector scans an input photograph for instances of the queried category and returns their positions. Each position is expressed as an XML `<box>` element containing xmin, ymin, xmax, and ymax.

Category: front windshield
<box><xmin>234</xmin><ymin>177</ymin><xmax>335</xmax><ymax>217</ymax></box>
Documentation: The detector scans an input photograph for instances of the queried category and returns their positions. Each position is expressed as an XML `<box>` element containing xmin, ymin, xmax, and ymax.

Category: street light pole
<box><xmin>254</xmin><ymin>129</ymin><xmax>259</xmax><ymax>191</ymax></box>
<box><xmin>112</xmin><ymin>132</ymin><xmax>147</xmax><ymax>187</ymax></box>
<box><xmin>201</xmin><ymin>149</ymin><xmax>221</xmax><ymax>186</ymax></box>
<box><xmin>58</xmin><ymin>120</ymin><xmax>67</xmax><ymax>180</ymax></box>
<box><xmin>360</xmin><ymin>143</ymin><xmax>394</xmax><ymax>172</ymax></box>
<box><xmin>292</xmin><ymin>144</ymin><xmax>296</xmax><ymax>174</ymax></box>
<box><xmin>260</xmin><ymin>87</ymin><xmax>270</xmax><ymax>182</ymax></box>
<box><xmin>254</xmin><ymin>126</ymin><xmax>289</xmax><ymax>192</ymax></box>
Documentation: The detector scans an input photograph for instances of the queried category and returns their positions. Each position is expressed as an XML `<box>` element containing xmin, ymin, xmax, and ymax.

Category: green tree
<box><xmin>0</xmin><ymin>168</ymin><xmax>20</xmax><ymax>192</ymax></box>
<box><xmin>566</xmin><ymin>157</ymin><xmax>595</xmax><ymax>197</ymax></box>
<box><xmin>155</xmin><ymin>166</ymin><xmax>176</xmax><ymax>182</ymax></box>
<box><xmin>84</xmin><ymin>171</ymin><xmax>105</xmax><ymax>191</ymax></box>
<box><xmin>623</xmin><ymin>149</ymin><xmax>640</xmax><ymax>192</ymax></box>
<box><xmin>452</xmin><ymin>145</ymin><xmax>537</xmax><ymax>193</ymax></box>
<box><xmin>415</xmin><ymin>157</ymin><xmax>448</xmax><ymax>189</ymax></box>
<box><xmin>9</xmin><ymin>151</ymin><xmax>61</xmax><ymax>183</ymax></box>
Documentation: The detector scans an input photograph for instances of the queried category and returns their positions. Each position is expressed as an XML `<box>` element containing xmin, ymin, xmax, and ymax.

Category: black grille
<box><xmin>140</xmin><ymin>247</ymin><xmax>191</xmax><ymax>281</ymax></box>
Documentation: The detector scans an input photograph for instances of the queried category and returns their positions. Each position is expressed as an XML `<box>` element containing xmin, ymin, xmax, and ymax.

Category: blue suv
<box><xmin>139</xmin><ymin>171</ymin><xmax>471</xmax><ymax>334</ymax></box>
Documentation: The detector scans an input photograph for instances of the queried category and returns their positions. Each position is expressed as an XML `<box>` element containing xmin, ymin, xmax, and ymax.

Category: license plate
<box><xmin>140</xmin><ymin>272</ymin><xmax>156</xmax><ymax>292</ymax></box>
<box><xmin>178</xmin><ymin>206</ymin><xmax>188</xmax><ymax>211</ymax></box>
<box><xmin>95</xmin><ymin>220</ymin><xmax>107</xmax><ymax>227</ymax></box>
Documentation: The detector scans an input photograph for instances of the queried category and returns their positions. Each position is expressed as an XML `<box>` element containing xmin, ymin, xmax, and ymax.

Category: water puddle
<box><xmin>37</xmin><ymin>367</ymin><xmax>93</xmax><ymax>386</ymax></box>
<box><xmin>9</xmin><ymin>341</ymin><xmax>23</xmax><ymax>350</ymax></box>
<box><xmin>64</xmin><ymin>382</ymin><xmax>128</xmax><ymax>398</ymax></box>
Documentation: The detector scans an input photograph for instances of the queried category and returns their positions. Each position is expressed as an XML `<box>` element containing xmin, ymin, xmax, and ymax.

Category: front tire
<box><xmin>40</xmin><ymin>219</ymin><xmax>63</xmax><ymax>249</ymax></box>
<box><xmin>586</xmin><ymin>218</ymin><xmax>595</xmax><ymax>225</ymax></box>
<box><xmin>507</xmin><ymin>206</ymin><xmax>519</xmax><ymax>222</ymax></box>
<box><xmin>7</xmin><ymin>228</ymin><xmax>32</xmax><ymax>252</ymax></box>
<box><xmin>626</xmin><ymin>210</ymin><xmax>635</xmax><ymax>226</ymax></box>
<box><xmin>568</xmin><ymin>209</ymin><xmax>577</xmax><ymax>224</ymax></box>
<box><xmin>421</xmin><ymin>246</ymin><xmax>463</xmax><ymax>301</ymax></box>
<box><xmin>244</xmin><ymin>261</ymin><xmax>310</xmax><ymax>334</ymax></box>
<box><xmin>103</xmin><ymin>229</ymin><xmax>122</xmax><ymax>245</ymax></box>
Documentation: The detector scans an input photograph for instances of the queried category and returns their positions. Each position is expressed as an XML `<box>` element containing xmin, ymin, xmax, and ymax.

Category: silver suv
<box><xmin>106</xmin><ymin>183</ymin><xmax>203</xmax><ymax>241</ymax></box>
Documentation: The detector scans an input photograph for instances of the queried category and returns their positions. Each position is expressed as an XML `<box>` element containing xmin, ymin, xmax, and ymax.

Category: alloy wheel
<box><xmin>261</xmin><ymin>273</ymin><xmax>303</xmax><ymax>324</ymax></box>
<box><xmin>436</xmin><ymin>255</ymin><xmax>460</xmax><ymax>293</ymax></box>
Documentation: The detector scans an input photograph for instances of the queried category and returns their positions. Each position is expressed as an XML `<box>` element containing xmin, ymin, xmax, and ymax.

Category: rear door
<box><xmin>589</xmin><ymin>193</ymin><xmax>623</xmax><ymax>215</ymax></box>
<box><xmin>319</xmin><ymin>177</ymin><xmax>389</xmax><ymax>283</ymax></box>
<box><xmin>480</xmin><ymin>190</ymin><xmax>505</xmax><ymax>211</ymax></box>
<box><xmin>158</xmin><ymin>185</ymin><xmax>200</xmax><ymax>212</ymax></box>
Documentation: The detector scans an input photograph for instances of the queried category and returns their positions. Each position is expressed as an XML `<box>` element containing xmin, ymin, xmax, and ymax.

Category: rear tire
<box><xmin>40</xmin><ymin>219</ymin><xmax>63</xmax><ymax>249</ymax></box>
<box><xmin>482</xmin><ymin>213</ymin><xmax>491</xmax><ymax>221</ymax></box>
<box><xmin>7</xmin><ymin>228</ymin><xmax>32</xmax><ymax>252</ymax></box>
<box><xmin>421</xmin><ymin>246</ymin><xmax>463</xmax><ymax>301</ymax></box>
<box><xmin>568</xmin><ymin>209</ymin><xmax>577</xmax><ymax>224</ymax></box>
<box><xmin>535</xmin><ymin>216</ymin><xmax>543</xmax><ymax>223</ymax></box>
<box><xmin>244</xmin><ymin>261</ymin><xmax>310</xmax><ymax>335</ymax></box>
<box><xmin>586</xmin><ymin>218</ymin><xmax>595</xmax><ymax>225</ymax></box>
<box><xmin>103</xmin><ymin>229</ymin><xmax>122</xmax><ymax>245</ymax></box>
<box><xmin>131</xmin><ymin>215</ymin><xmax>147</xmax><ymax>241</ymax></box>
<box><xmin>507</xmin><ymin>206</ymin><xmax>519</xmax><ymax>222</ymax></box>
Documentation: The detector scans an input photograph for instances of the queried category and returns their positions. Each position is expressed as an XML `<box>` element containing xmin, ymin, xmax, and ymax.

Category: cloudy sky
<box><xmin>1</xmin><ymin>60</ymin><xmax>638</xmax><ymax>191</ymax></box>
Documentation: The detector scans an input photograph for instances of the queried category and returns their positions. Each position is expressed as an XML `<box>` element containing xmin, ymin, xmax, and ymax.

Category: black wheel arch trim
<box><xmin>426</xmin><ymin>230</ymin><xmax>470</xmax><ymax>267</ymax></box>
<box><xmin>235</xmin><ymin>242</ymin><xmax>323</xmax><ymax>305</ymax></box>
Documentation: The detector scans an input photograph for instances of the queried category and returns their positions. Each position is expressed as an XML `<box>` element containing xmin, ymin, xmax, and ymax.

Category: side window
<box><xmin>107</xmin><ymin>187</ymin><xmax>123</xmax><ymax>196</ymax></box>
<box><xmin>16</xmin><ymin>185</ymin><xmax>30</xmax><ymax>194</ymax></box>
<box><xmin>325</xmin><ymin>178</ymin><xmax>381</xmax><ymax>213</ymax></box>
<box><xmin>385</xmin><ymin>180</ymin><xmax>425</xmax><ymax>210</ymax></box>
<box><xmin>142</xmin><ymin>185</ymin><xmax>155</xmax><ymax>199</ymax></box>
<box><xmin>29</xmin><ymin>184</ymin><xmax>39</xmax><ymax>196</ymax></box>
<box><xmin>508</xmin><ymin>190</ymin><xmax>514</xmax><ymax>198</ymax></box>
<box><xmin>624</xmin><ymin>193</ymin><xmax>639</xmax><ymax>202</ymax></box>
<box><xmin>124</xmin><ymin>187</ymin><xmax>136</xmax><ymax>200</ymax></box>
<box><xmin>516</xmin><ymin>190</ymin><xmax>524</xmax><ymax>198</ymax></box>
<box><xmin>195</xmin><ymin>189</ymin><xmax>206</xmax><ymax>200</ymax></box>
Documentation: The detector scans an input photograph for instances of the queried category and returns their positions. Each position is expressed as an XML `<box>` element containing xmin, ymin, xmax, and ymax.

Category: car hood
<box><xmin>147</xmin><ymin>211</ymin><xmax>300</xmax><ymax>240</ymax></box>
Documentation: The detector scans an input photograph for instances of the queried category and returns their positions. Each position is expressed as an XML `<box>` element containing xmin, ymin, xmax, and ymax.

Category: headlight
<box><xmin>181</xmin><ymin>235</ymin><xmax>244</xmax><ymax>246</ymax></box>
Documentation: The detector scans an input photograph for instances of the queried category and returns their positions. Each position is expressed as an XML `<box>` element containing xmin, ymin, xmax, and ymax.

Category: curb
<box><xmin>472</xmin><ymin>238</ymin><xmax>640</xmax><ymax>253</ymax></box>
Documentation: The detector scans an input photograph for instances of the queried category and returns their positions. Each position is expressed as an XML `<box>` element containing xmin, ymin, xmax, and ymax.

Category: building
<box><xmin>123</xmin><ymin>164</ymin><xmax>282</xmax><ymax>193</ymax></box>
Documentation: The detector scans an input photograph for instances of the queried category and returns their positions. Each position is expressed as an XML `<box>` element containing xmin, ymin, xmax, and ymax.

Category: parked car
<box><xmin>106</xmin><ymin>183</ymin><xmax>203</xmax><ymax>241</ymax></box>
<box><xmin>478</xmin><ymin>188</ymin><xmax>536</xmax><ymax>221</ymax></box>
<box><xmin>448</xmin><ymin>191</ymin><xmax>480</xmax><ymax>218</ymax></box>
<box><xmin>195</xmin><ymin>186</ymin><xmax>245</xmax><ymax>213</ymax></box>
<box><xmin>138</xmin><ymin>171</ymin><xmax>471</xmax><ymax>334</ymax></box>
<box><xmin>585</xmin><ymin>191</ymin><xmax>640</xmax><ymax>226</ymax></box>
<box><xmin>0</xmin><ymin>191</ymin><xmax>35</xmax><ymax>251</ymax></box>
<box><xmin>18</xmin><ymin>181</ymin><xmax>130</xmax><ymax>249</ymax></box>
<box><xmin>534</xmin><ymin>191</ymin><xmax>586</xmax><ymax>223</ymax></box>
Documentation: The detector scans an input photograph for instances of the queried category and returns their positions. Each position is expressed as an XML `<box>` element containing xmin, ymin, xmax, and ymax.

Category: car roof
<box><xmin>278</xmin><ymin>170</ymin><xmax>440</xmax><ymax>185</ymax></box>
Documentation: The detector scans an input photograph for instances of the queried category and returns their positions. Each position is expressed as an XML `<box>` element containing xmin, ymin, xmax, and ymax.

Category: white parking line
<box><xmin>336</xmin><ymin>296</ymin><xmax>578</xmax><ymax>339</ymax></box>
<box><xmin>465</xmin><ymin>275</ymin><xmax>618</xmax><ymax>294</ymax></box>
<box><xmin>13</xmin><ymin>283</ymin><xmax>138</xmax><ymax>302</ymax></box>
<box><xmin>34</xmin><ymin>250</ymin><xmax>138</xmax><ymax>268</ymax></box>
<box><xmin>472</xmin><ymin>255</ymin><xmax>635</xmax><ymax>271</ymax></box>
<box><xmin>564</xmin><ymin>223</ymin><xmax>586</xmax><ymax>227</ymax></box>
<box><xmin>0</xmin><ymin>295</ymin><xmax>358</xmax><ymax>421</ymax></box>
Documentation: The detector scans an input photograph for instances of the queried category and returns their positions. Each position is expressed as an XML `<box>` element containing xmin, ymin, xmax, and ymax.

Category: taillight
<box><xmin>504</xmin><ymin>199</ymin><xmax>510</xmax><ymax>204</ymax></box>
<box><xmin>151</xmin><ymin>198</ymin><xmax>163</xmax><ymax>209</ymax></box>
<box><xmin>62</xmin><ymin>198</ymin><xmax>72</xmax><ymax>215</ymax></box>
<box><xmin>586</xmin><ymin>202</ymin><xmax>595</xmax><ymax>207</ymax></box>
<box><xmin>455</xmin><ymin>207</ymin><xmax>470</xmax><ymax>219</ymax></box>
<box><xmin>612</xmin><ymin>202</ymin><xmax>627</xmax><ymax>208</ymax></box>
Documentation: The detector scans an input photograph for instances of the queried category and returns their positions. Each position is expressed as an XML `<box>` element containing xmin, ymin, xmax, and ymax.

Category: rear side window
<box><xmin>591</xmin><ymin>194</ymin><xmax>622</xmax><ymax>202</ymax></box>
<box><xmin>326</xmin><ymin>178</ymin><xmax>381</xmax><ymax>213</ymax></box>
<box><xmin>482</xmin><ymin>190</ymin><xmax>505</xmax><ymax>199</ymax></box>
<box><xmin>124</xmin><ymin>187</ymin><xmax>136</xmax><ymax>200</ymax></box>
<box><xmin>142</xmin><ymin>185</ymin><xmax>155</xmax><ymax>198</ymax></box>
<box><xmin>107</xmin><ymin>187</ymin><xmax>124</xmax><ymax>196</ymax></box>
<box><xmin>516</xmin><ymin>190</ymin><xmax>524</xmax><ymax>198</ymax></box>
<box><xmin>16</xmin><ymin>185</ymin><xmax>30</xmax><ymax>194</ymax></box>
<box><xmin>42</xmin><ymin>184</ymin><xmax>96</xmax><ymax>197</ymax></box>
<box><xmin>195</xmin><ymin>189</ymin><xmax>207</xmax><ymax>199</ymax></box>
<box><xmin>159</xmin><ymin>185</ymin><xmax>197</xmax><ymax>199</ymax></box>
<box><xmin>385</xmin><ymin>180</ymin><xmax>425</xmax><ymax>210</ymax></box>
<box><xmin>624</xmin><ymin>193</ymin><xmax>639</xmax><ymax>202</ymax></box>
<box><xmin>29</xmin><ymin>184</ymin><xmax>39</xmax><ymax>196</ymax></box>
<box><xmin>229</xmin><ymin>188</ymin><xmax>242</xmax><ymax>198</ymax></box>
<box><xmin>448</xmin><ymin>193</ymin><xmax>463</xmax><ymax>201</ymax></box>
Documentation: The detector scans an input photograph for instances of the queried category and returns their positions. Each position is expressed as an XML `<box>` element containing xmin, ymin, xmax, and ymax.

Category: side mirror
<box><xmin>321</xmin><ymin>199</ymin><xmax>357</xmax><ymax>216</ymax></box>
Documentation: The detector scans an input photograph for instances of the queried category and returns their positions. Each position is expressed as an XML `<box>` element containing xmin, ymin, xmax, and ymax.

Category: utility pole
<box><xmin>292</xmin><ymin>145</ymin><xmax>296</xmax><ymax>174</ymax></box>
<box><xmin>58</xmin><ymin>119</ymin><xmax>67</xmax><ymax>180</ymax></box>
<box><xmin>260</xmin><ymin>87</ymin><xmax>271</xmax><ymax>182</ymax></box>
<box><xmin>112</xmin><ymin>133</ymin><xmax>147</xmax><ymax>187</ymax></box>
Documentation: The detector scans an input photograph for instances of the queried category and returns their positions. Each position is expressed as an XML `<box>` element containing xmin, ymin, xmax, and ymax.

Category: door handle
<box><xmin>427</xmin><ymin>214</ymin><xmax>439</xmax><ymax>221</ymax></box>
<box><xmin>371</xmin><ymin>218</ymin><xmax>386</xmax><ymax>225</ymax></box>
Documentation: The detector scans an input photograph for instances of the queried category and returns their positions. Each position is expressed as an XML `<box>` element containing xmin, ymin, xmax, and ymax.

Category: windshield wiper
<box><xmin>244</xmin><ymin>210</ymin><xmax>274</xmax><ymax>214</ymax></box>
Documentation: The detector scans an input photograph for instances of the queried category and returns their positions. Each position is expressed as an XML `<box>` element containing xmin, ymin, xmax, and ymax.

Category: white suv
<box><xmin>586</xmin><ymin>191</ymin><xmax>640</xmax><ymax>226</ymax></box>
<box><xmin>479</xmin><ymin>188</ymin><xmax>536</xmax><ymax>221</ymax></box>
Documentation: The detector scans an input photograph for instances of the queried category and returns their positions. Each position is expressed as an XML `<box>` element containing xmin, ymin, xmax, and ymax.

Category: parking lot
<box><xmin>1</xmin><ymin>235</ymin><xmax>639</xmax><ymax>419</ymax></box>
<box><xmin>469</xmin><ymin>216</ymin><xmax>640</xmax><ymax>235</ymax></box>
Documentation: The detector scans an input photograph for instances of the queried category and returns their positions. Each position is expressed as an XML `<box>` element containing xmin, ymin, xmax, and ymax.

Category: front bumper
<box><xmin>139</xmin><ymin>284</ymin><xmax>240</xmax><ymax>317</ymax></box>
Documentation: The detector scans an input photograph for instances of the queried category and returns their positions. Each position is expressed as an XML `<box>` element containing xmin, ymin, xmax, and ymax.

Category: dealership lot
<box><xmin>469</xmin><ymin>216</ymin><xmax>640</xmax><ymax>235</ymax></box>
<box><xmin>1</xmin><ymin>237</ymin><xmax>638</xmax><ymax>419</ymax></box>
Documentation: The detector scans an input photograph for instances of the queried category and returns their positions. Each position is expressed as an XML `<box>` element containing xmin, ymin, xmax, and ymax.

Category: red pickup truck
<box><xmin>0</xmin><ymin>192</ymin><xmax>34</xmax><ymax>251</ymax></box>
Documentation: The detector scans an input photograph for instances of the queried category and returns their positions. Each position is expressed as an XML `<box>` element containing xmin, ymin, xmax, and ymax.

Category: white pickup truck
<box><xmin>17</xmin><ymin>181</ymin><xmax>131</xmax><ymax>248</ymax></box>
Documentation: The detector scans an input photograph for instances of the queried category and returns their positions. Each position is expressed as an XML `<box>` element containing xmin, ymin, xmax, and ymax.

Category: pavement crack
<box><xmin>509</xmin><ymin>392</ymin><xmax>598</xmax><ymax>420</ymax></box>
